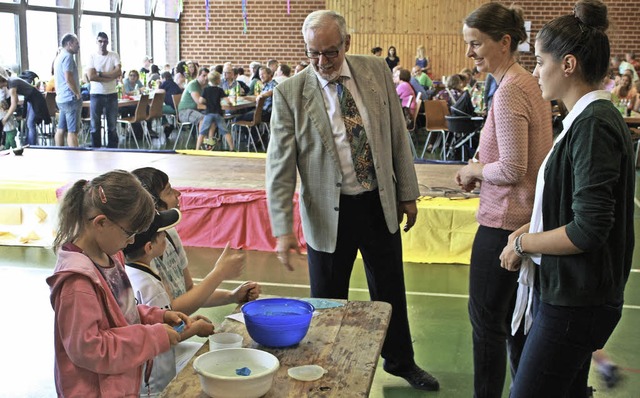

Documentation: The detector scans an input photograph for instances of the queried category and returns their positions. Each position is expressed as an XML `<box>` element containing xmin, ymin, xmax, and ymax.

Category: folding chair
<box><xmin>117</xmin><ymin>94</ymin><xmax>149</xmax><ymax>148</ymax></box>
<box><xmin>444</xmin><ymin>115</ymin><xmax>483</xmax><ymax>161</ymax></box>
<box><xmin>421</xmin><ymin>99</ymin><xmax>450</xmax><ymax>159</ymax></box>
<box><xmin>407</xmin><ymin>93</ymin><xmax>423</xmax><ymax>158</ymax></box>
<box><xmin>146</xmin><ymin>89</ymin><xmax>165</xmax><ymax>141</ymax></box>
<box><xmin>231</xmin><ymin>96</ymin><xmax>267</xmax><ymax>152</ymax></box>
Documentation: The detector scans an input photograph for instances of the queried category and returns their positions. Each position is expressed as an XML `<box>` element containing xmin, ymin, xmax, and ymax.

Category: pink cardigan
<box><xmin>396</xmin><ymin>81</ymin><xmax>416</xmax><ymax>113</ymax></box>
<box><xmin>47</xmin><ymin>248</ymin><xmax>170</xmax><ymax>397</ymax></box>
<box><xmin>477</xmin><ymin>73</ymin><xmax>553</xmax><ymax>230</ymax></box>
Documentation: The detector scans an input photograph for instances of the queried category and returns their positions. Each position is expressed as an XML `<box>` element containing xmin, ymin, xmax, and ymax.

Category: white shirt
<box><xmin>87</xmin><ymin>51</ymin><xmax>121</xmax><ymax>94</ymax></box>
<box><xmin>314</xmin><ymin>63</ymin><xmax>368</xmax><ymax>195</ymax></box>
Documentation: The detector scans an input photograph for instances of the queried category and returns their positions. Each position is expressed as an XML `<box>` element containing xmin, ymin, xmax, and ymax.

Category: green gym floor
<box><xmin>1</xmin><ymin>216</ymin><xmax>639</xmax><ymax>397</ymax></box>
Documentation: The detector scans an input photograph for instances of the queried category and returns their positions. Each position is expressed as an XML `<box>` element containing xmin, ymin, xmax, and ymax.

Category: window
<box><xmin>154</xmin><ymin>0</ymin><xmax>180</xmax><ymax>19</ymax></box>
<box><xmin>82</xmin><ymin>0</ymin><xmax>115</xmax><ymax>12</ymax></box>
<box><xmin>120</xmin><ymin>0</ymin><xmax>151</xmax><ymax>16</ymax></box>
<box><xmin>79</xmin><ymin>14</ymin><xmax>115</xmax><ymax>70</ymax></box>
<box><xmin>0</xmin><ymin>13</ymin><xmax>18</xmax><ymax>70</ymax></box>
<box><xmin>28</xmin><ymin>0</ymin><xmax>73</xmax><ymax>7</ymax></box>
<box><xmin>153</xmin><ymin>20</ymin><xmax>179</xmax><ymax>68</ymax></box>
<box><xmin>118</xmin><ymin>18</ymin><xmax>149</xmax><ymax>72</ymax></box>
<box><xmin>26</xmin><ymin>10</ymin><xmax>74</xmax><ymax>78</ymax></box>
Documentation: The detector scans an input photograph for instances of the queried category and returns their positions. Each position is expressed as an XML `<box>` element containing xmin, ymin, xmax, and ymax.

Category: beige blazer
<box><xmin>266</xmin><ymin>55</ymin><xmax>419</xmax><ymax>252</ymax></box>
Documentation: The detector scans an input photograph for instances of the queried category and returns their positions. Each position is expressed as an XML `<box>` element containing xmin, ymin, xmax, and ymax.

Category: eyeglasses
<box><xmin>305</xmin><ymin>50</ymin><xmax>340</xmax><ymax>59</ymax></box>
<box><xmin>110</xmin><ymin>219</ymin><xmax>136</xmax><ymax>239</ymax></box>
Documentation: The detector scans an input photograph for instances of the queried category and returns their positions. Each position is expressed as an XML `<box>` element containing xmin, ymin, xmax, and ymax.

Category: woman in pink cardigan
<box><xmin>393</xmin><ymin>68</ymin><xmax>416</xmax><ymax>114</ymax></box>
<box><xmin>455</xmin><ymin>3</ymin><xmax>553</xmax><ymax>398</ymax></box>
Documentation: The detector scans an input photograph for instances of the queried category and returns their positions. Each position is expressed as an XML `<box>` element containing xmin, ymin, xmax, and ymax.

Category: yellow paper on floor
<box><xmin>0</xmin><ymin>231</ymin><xmax>17</xmax><ymax>241</ymax></box>
<box><xmin>0</xmin><ymin>206</ymin><xmax>22</xmax><ymax>225</ymax></box>
<box><xmin>19</xmin><ymin>231</ymin><xmax>41</xmax><ymax>244</ymax></box>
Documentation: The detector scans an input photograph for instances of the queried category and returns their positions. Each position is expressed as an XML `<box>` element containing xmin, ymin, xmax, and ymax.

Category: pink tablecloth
<box><xmin>175</xmin><ymin>187</ymin><xmax>306</xmax><ymax>252</ymax></box>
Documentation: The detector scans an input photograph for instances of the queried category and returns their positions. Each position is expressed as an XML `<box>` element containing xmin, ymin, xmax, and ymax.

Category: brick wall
<box><xmin>511</xmin><ymin>0</ymin><xmax>640</xmax><ymax>72</ymax></box>
<box><xmin>179</xmin><ymin>0</ymin><xmax>640</xmax><ymax>74</ymax></box>
<box><xmin>179</xmin><ymin>0</ymin><xmax>324</xmax><ymax>73</ymax></box>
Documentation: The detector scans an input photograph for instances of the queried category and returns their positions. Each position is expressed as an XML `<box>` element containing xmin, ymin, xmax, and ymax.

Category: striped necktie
<box><xmin>336</xmin><ymin>77</ymin><xmax>376</xmax><ymax>189</ymax></box>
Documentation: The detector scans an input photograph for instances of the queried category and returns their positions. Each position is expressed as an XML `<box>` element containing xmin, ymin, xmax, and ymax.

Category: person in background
<box><xmin>197</xmin><ymin>71</ymin><xmax>233</xmax><ymax>151</ymax></box>
<box><xmin>241</xmin><ymin>66</ymin><xmax>276</xmax><ymax>123</ymax></box>
<box><xmin>434</xmin><ymin>74</ymin><xmax>465</xmax><ymax>108</ymax></box>
<box><xmin>158</xmin><ymin>72</ymin><xmax>183</xmax><ymax>139</ymax></box>
<box><xmin>46</xmin><ymin>47</ymin><xmax>63</xmax><ymax>92</ymax></box>
<box><xmin>221</xmin><ymin>63</ymin><xmax>246</xmax><ymax>96</ymax></box>
<box><xmin>294</xmin><ymin>61</ymin><xmax>309</xmax><ymax>74</ymax></box>
<box><xmin>611</xmin><ymin>72</ymin><xmax>637</xmax><ymax>112</ymax></box>
<box><xmin>164</xmin><ymin>63</ymin><xmax>171</xmax><ymax>73</ymax></box>
<box><xmin>173</xmin><ymin>60</ymin><xmax>187</xmax><ymax>89</ymax></box>
<box><xmin>248</xmin><ymin>61</ymin><xmax>262</xmax><ymax>94</ymax></box>
<box><xmin>148</xmin><ymin>64</ymin><xmax>161</xmax><ymax>87</ymax></box>
<box><xmin>140</xmin><ymin>55</ymin><xmax>153</xmax><ymax>74</ymax></box>
<box><xmin>186</xmin><ymin>61</ymin><xmax>199</xmax><ymax>81</ymax></box>
<box><xmin>371</xmin><ymin>46</ymin><xmax>383</xmax><ymax>56</ymax></box>
<box><xmin>408</xmin><ymin>67</ymin><xmax>429</xmax><ymax>102</ymax></box>
<box><xmin>267</xmin><ymin>9</ymin><xmax>439</xmax><ymax>391</ymax></box>
<box><xmin>611</xmin><ymin>55</ymin><xmax>638</xmax><ymax>82</ymax></box>
<box><xmin>626</xmin><ymin>52</ymin><xmax>640</xmax><ymax>72</ymax></box>
<box><xmin>86</xmin><ymin>32</ymin><xmax>122</xmax><ymax>148</ymax></box>
<box><xmin>123</xmin><ymin>70</ymin><xmax>143</xmax><ymax>95</ymax></box>
<box><xmin>46</xmin><ymin>170</ymin><xmax>189</xmax><ymax>396</ymax></box>
<box><xmin>393</xmin><ymin>68</ymin><xmax>417</xmax><ymax>115</ymax></box>
<box><xmin>0</xmin><ymin>66</ymin><xmax>50</xmax><ymax>146</ymax></box>
<box><xmin>274</xmin><ymin>63</ymin><xmax>292</xmax><ymax>84</ymax></box>
<box><xmin>53</xmin><ymin>33</ymin><xmax>82</xmax><ymax>147</ymax></box>
<box><xmin>177</xmin><ymin>66</ymin><xmax>209</xmax><ymax>136</ymax></box>
<box><xmin>411</xmin><ymin>65</ymin><xmax>433</xmax><ymax>89</ymax></box>
<box><xmin>131</xmin><ymin>167</ymin><xmax>260</xmax><ymax>316</ymax></box>
<box><xmin>415</xmin><ymin>45</ymin><xmax>428</xmax><ymax>71</ymax></box>
<box><xmin>385</xmin><ymin>46</ymin><xmax>400</xmax><ymax>70</ymax></box>
<box><xmin>266</xmin><ymin>59</ymin><xmax>279</xmax><ymax>74</ymax></box>
<box><xmin>459</xmin><ymin>67</ymin><xmax>477</xmax><ymax>89</ymax></box>
<box><xmin>236</xmin><ymin>66</ymin><xmax>251</xmax><ymax>86</ymax></box>
<box><xmin>500</xmin><ymin>1</ymin><xmax>634</xmax><ymax>396</ymax></box>
<box><xmin>123</xmin><ymin>208</ymin><xmax>215</xmax><ymax>396</ymax></box>
<box><xmin>0</xmin><ymin>99</ymin><xmax>18</xmax><ymax>149</ymax></box>
<box><xmin>455</xmin><ymin>3</ymin><xmax>553</xmax><ymax>397</ymax></box>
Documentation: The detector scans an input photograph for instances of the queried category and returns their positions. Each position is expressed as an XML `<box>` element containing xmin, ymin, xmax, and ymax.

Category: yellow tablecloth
<box><xmin>403</xmin><ymin>197</ymin><xmax>479</xmax><ymax>264</ymax></box>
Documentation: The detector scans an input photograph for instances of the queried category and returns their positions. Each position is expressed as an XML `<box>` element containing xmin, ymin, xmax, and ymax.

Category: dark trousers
<box><xmin>306</xmin><ymin>190</ymin><xmax>415</xmax><ymax>370</ymax></box>
<box><xmin>511</xmin><ymin>295</ymin><xmax>622</xmax><ymax>398</ymax></box>
<box><xmin>90</xmin><ymin>93</ymin><xmax>118</xmax><ymax>148</ymax></box>
<box><xmin>468</xmin><ymin>225</ymin><xmax>526</xmax><ymax>398</ymax></box>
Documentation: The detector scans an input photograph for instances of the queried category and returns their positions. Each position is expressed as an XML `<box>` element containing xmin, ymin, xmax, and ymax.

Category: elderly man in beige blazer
<box><xmin>266</xmin><ymin>10</ymin><xmax>439</xmax><ymax>391</ymax></box>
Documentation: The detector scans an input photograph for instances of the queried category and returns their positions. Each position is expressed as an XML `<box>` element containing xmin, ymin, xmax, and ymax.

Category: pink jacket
<box><xmin>47</xmin><ymin>246</ymin><xmax>170</xmax><ymax>397</ymax></box>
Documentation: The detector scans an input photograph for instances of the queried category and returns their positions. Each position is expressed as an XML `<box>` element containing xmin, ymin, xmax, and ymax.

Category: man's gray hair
<box><xmin>249</xmin><ymin>61</ymin><xmax>261</xmax><ymax>72</ymax></box>
<box><xmin>302</xmin><ymin>10</ymin><xmax>347</xmax><ymax>44</ymax></box>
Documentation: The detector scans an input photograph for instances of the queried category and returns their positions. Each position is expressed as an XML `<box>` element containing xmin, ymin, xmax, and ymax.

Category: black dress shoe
<box><xmin>384</xmin><ymin>364</ymin><xmax>440</xmax><ymax>391</ymax></box>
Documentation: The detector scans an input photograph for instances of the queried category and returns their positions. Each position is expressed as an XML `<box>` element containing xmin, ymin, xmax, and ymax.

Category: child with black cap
<box><xmin>124</xmin><ymin>208</ymin><xmax>216</xmax><ymax>397</ymax></box>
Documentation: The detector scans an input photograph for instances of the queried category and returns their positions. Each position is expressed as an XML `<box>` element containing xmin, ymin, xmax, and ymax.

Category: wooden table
<box><xmin>82</xmin><ymin>98</ymin><xmax>139</xmax><ymax>108</ymax></box>
<box><xmin>197</xmin><ymin>95</ymin><xmax>257</xmax><ymax>112</ymax></box>
<box><xmin>160</xmin><ymin>300</ymin><xmax>392</xmax><ymax>397</ymax></box>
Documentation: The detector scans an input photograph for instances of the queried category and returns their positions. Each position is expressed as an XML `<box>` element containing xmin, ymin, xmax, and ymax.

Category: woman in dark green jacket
<box><xmin>499</xmin><ymin>1</ymin><xmax>635</xmax><ymax>396</ymax></box>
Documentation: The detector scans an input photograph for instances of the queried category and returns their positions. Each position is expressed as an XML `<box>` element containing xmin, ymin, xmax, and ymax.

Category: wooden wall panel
<box><xmin>328</xmin><ymin>0</ymin><xmax>486</xmax><ymax>79</ymax></box>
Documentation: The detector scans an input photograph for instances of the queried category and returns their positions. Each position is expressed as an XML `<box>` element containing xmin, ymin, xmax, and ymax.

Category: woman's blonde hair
<box><xmin>53</xmin><ymin>170</ymin><xmax>155</xmax><ymax>252</ymax></box>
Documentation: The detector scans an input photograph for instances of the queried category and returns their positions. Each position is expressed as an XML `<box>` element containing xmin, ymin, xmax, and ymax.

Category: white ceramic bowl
<box><xmin>193</xmin><ymin>348</ymin><xmax>280</xmax><ymax>398</ymax></box>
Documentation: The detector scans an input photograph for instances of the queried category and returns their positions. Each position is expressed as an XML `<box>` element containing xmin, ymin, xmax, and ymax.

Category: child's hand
<box><xmin>187</xmin><ymin>315</ymin><xmax>215</xmax><ymax>337</ymax></box>
<box><xmin>163</xmin><ymin>324</ymin><xmax>181</xmax><ymax>346</ymax></box>
<box><xmin>232</xmin><ymin>281</ymin><xmax>261</xmax><ymax>304</ymax></box>
<box><xmin>164</xmin><ymin>310</ymin><xmax>191</xmax><ymax>328</ymax></box>
<box><xmin>212</xmin><ymin>242</ymin><xmax>246</xmax><ymax>280</ymax></box>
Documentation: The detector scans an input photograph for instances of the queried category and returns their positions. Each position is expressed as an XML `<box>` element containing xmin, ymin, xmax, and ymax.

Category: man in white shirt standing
<box><xmin>86</xmin><ymin>32</ymin><xmax>122</xmax><ymax>148</ymax></box>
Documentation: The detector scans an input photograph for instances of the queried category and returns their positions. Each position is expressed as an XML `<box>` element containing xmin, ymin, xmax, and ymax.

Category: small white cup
<box><xmin>209</xmin><ymin>332</ymin><xmax>243</xmax><ymax>351</ymax></box>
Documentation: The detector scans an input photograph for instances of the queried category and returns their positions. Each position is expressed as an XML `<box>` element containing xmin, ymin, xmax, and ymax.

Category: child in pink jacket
<box><xmin>47</xmin><ymin>170</ymin><xmax>190</xmax><ymax>397</ymax></box>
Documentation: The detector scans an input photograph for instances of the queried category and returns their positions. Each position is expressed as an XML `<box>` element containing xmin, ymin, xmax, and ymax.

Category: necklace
<box><xmin>498</xmin><ymin>62</ymin><xmax>517</xmax><ymax>85</ymax></box>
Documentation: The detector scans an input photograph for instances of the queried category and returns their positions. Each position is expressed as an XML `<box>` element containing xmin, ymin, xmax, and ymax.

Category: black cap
<box><xmin>123</xmin><ymin>208</ymin><xmax>181</xmax><ymax>254</ymax></box>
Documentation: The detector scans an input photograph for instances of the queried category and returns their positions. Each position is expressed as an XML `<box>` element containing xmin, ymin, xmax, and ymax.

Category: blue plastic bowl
<box><xmin>241</xmin><ymin>298</ymin><xmax>314</xmax><ymax>348</ymax></box>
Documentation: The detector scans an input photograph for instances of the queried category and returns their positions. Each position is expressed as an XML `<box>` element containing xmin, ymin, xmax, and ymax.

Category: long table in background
<box><xmin>160</xmin><ymin>300</ymin><xmax>392</xmax><ymax>398</ymax></box>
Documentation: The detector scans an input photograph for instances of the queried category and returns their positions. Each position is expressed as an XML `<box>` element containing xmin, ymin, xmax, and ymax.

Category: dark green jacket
<box><xmin>539</xmin><ymin>100</ymin><xmax>635</xmax><ymax>306</ymax></box>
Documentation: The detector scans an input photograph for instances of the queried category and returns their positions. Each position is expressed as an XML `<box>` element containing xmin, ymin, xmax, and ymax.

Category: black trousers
<box><xmin>306</xmin><ymin>190</ymin><xmax>415</xmax><ymax>369</ymax></box>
